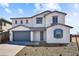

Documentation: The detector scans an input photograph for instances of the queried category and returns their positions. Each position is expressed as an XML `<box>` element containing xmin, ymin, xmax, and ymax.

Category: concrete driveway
<box><xmin>0</xmin><ymin>43</ymin><xmax>25</xmax><ymax>56</ymax></box>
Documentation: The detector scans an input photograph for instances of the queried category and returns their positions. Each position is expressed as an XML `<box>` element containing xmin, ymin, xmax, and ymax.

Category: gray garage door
<box><xmin>13</xmin><ymin>31</ymin><xmax>30</xmax><ymax>42</ymax></box>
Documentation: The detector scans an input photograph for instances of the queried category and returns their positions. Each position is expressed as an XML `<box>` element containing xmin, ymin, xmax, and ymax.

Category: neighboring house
<box><xmin>9</xmin><ymin>10</ymin><xmax>73</xmax><ymax>44</ymax></box>
<box><xmin>0</xmin><ymin>18</ymin><xmax>12</xmax><ymax>33</ymax></box>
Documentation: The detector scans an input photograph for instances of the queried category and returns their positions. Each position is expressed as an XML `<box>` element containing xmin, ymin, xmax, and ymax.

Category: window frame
<box><xmin>26</xmin><ymin>20</ymin><xmax>28</xmax><ymax>24</ymax></box>
<box><xmin>52</xmin><ymin>16</ymin><xmax>58</xmax><ymax>24</ymax></box>
<box><xmin>15</xmin><ymin>20</ymin><xmax>17</xmax><ymax>24</ymax></box>
<box><xmin>36</xmin><ymin>17</ymin><xmax>43</xmax><ymax>24</ymax></box>
<box><xmin>54</xmin><ymin>29</ymin><xmax>63</xmax><ymax>38</ymax></box>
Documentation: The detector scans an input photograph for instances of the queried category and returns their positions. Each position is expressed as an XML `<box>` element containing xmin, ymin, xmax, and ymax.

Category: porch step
<box><xmin>39</xmin><ymin>41</ymin><xmax>47</xmax><ymax>45</ymax></box>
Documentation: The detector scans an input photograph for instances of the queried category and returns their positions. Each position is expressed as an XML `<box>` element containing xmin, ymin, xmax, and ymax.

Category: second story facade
<box><xmin>11</xmin><ymin>10</ymin><xmax>67</xmax><ymax>28</ymax></box>
<box><xmin>0</xmin><ymin>18</ymin><xmax>12</xmax><ymax>32</ymax></box>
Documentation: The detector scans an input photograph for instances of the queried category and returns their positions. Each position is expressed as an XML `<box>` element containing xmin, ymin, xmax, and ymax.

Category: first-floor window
<box><xmin>54</xmin><ymin>29</ymin><xmax>63</xmax><ymax>38</ymax></box>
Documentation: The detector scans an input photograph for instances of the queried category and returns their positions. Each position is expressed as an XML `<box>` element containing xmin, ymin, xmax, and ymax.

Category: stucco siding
<box><xmin>45</xmin><ymin>12</ymin><xmax>65</xmax><ymax>27</ymax></box>
<box><xmin>43</xmin><ymin>31</ymin><xmax>46</xmax><ymax>41</ymax></box>
<box><xmin>32</xmin><ymin>14</ymin><xmax>45</xmax><ymax>27</ymax></box>
<box><xmin>46</xmin><ymin>25</ymin><xmax>70</xmax><ymax>43</ymax></box>
<box><xmin>33</xmin><ymin>31</ymin><xmax>40</xmax><ymax>41</ymax></box>
<box><xmin>9</xmin><ymin>30</ymin><xmax>13</xmax><ymax>41</ymax></box>
<box><xmin>11</xmin><ymin>26</ymin><xmax>30</xmax><ymax>31</ymax></box>
<box><xmin>12</xmin><ymin>19</ymin><xmax>32</xmax><ymax>27</ymax></box>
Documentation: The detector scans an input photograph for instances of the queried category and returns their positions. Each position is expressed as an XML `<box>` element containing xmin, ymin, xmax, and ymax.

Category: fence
<box><xmin>0</xmin><ymin>32</ymin><xmax>9</xmax><ymax>43</ymax></box>
<box><xmin>70</xmin><ymin>34</ymin><xmax>79</xmax><ymax>43</ymax></box>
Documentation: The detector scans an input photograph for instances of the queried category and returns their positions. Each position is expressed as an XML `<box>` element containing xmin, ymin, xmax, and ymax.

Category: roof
<box><xmin>31</xmin><ymin>10</ymin><xmax>52</xmax><ymax>18</ymax></box>
<box><xmin>47</xmin><ymin>23</ymin><xmax>73</xmax><ymax>28</ymax></box>
<box><xmin>10</xmin><ymin>10</ymin><xmax>52</xmax><ymax>19</ymax></box>
<box><xmin>44</xmin><ymin>10</ymin><xmax>67</xmax><ymax>17</ymax></box>
<box><xmin>52</xmin><ymin>10</ymin><xmax>67</xmax><ymax>15</ymax></box>
<box><xmin>10</xmin><ymin>10</ymin><xmax>66</xmax><ymax>19</ymax></box>
<box><xmin>0</xmin><ymin>18</ymin><xmax>12</xmax><ymax>24</ymax></box>
<box><xmin>10</xmin><ymin>17</ymin><xmax>31</xmax><ymax>19</ymax></box>
<box><xmin>30</xmin><ymin>27</ymin><xmax>46</xmax><ymax>31</ymax></box>
<box><xmin>8</xmin><ymin>25</ymin><xmax>30</xmax><ymax>30</ymax></box>
<box><xmin>9</xmin><ymin>23</ymin><xmax>73</xmax><ymax>31</ymax></box>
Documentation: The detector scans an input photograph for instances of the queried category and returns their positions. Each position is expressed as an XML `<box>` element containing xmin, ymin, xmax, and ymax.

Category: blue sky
<box><xmin>0</xmin><ymin>3</ymin><xmax>79</xmax><ymax>34</ymax></box>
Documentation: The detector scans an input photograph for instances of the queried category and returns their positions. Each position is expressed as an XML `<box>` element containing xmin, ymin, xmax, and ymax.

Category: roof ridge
<box><xmin>10</xmin><ymin>10</ymin><xmax>52</xmax><ymax>19</ymax></box>
<box><xmin>10</xmin><ymin>10</ymin><xmax>67</xmax><ymax>19</ymax></box>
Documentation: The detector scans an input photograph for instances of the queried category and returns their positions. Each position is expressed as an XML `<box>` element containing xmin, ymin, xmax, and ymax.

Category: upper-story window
<box><xmin>20</xmin><ymin>20</ymin><xmax>23</xmax><ymax>24</ymax></box>
<box><xmin>36</xmin><ymin>17</ymin><xmax>42</xmax><ymax>24</ymax></box>
<box><xmin>15</xmin><ymin>20</ymin><xmax>17</xmax><ymax>24</ymax></box>
<box><xmin>52</xmin><ymin>16</ymin><xmax>58</xmax><ymax>24</ymax></box>
<box><xmin>26</xmin><ymin>20</ymin><xmax>28</xmax><ymax>24</ymax></box>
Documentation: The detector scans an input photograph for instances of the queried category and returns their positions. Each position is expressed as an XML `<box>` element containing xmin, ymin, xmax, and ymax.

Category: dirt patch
<box><xmin>16</xmin><ymin>42</ymin><xmax>79</xmax><ymax>56</ymax></box>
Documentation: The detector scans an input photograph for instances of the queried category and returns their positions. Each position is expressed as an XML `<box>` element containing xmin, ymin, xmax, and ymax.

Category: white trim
<box><xmin>31</xmin><ymin>31</ymin><xmax>33</xmax><ymax>41</ymax></box>
<box><xmin>9</xmin><ymin>31</ymin><xmax>13</xmax><ymax>41</ymax></box>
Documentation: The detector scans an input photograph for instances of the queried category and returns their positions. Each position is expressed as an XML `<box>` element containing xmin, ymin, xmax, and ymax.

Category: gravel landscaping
<box><xmin>16</xmin><ymin>42</ymin><xmax>79</xmax><ymax>56</ymax></box>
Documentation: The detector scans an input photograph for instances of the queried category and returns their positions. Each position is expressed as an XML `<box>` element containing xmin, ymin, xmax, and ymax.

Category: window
<box><xmin>26</xmin><ymin>20</ymin><xmax>28</xmax><ymax>24</ymax></box>
<box><xmin>52</xmin><ymin>16</ymin><xmax>58</xmax><ymax>24</ymax></box>
<box><xmin>54</xmin><ymin>29</ymin><xmax>63</xmax><ymax>38</ymax></box>
<box><xmin>15</xmin><ymin>20</ymin><xmax>17</xmax><ymax>24</ymax></box>
<box><xmin>20</xmin><ymin>20</ymin><xmax>23</xmax><ymax>24</ymax></box>
<box><xmin>36</xmin><ymin>17</ymin><xmax>42</xmax><ymax>24</ymax></box>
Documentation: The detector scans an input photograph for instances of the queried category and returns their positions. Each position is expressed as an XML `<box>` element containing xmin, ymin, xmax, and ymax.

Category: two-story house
<box><xmin>0</xmin><ymin>18</ymin><xmax>12</xmax><ymax>33</ymax></box>
<box><xmin>9</xmin><ymin>10</ymin><xmax>73</xmax><ymax>44</ymax></box>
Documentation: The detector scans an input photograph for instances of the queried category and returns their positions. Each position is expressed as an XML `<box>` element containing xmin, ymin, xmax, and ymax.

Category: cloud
<box><xmin>34</xmin><ymin>3</ymin><xmax>61</xmax><ymax>13</ymax></box>
<box><xmin>0</xmin><ymin>3</ymin><xmax>9</xmax><ymax>8</ymax></box>
<box><xmin>72</xmin><ymin>12</ymin><xmax>78</xmax><ymax>16</ymax></box>
<box><xmin>0</xmin><ymin>3</ymin><xmax>12</xmax><ymax>14</ymax></box>
<box><xmin>65</xmin><ymin>7</ymin><xmax>79</xmax><ymax>34</ymax></box>
<box><xmin>18</xmin><ymin>8</ymin><xmax>23</xmax><ymax>14</ymax></box>
<box><xmin>5</xmin><ymin>8</ymin><xmax>11</xmax><ymax>13</ymax></box>
<box><xmin>74</xmin><ymin>3</ymin><xmax>79</xmax><ymax>8</ymax></box>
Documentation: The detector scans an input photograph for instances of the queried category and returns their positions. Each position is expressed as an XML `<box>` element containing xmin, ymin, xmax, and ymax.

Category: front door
<box><xmin>40</xmin><ymin>31</ymin><xmax>43</xmax><ymax>41</ymax></box>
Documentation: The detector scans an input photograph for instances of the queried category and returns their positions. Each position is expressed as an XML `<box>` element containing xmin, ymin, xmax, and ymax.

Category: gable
<box><xmin>47</xmin><ymin>24</ymin><xmax>73</xmax><ymax>30</ymax></box>
<box><xmin>45</xmin><ymin>11</ymin><xmax>66</xmax><ymax>18</ymax></box>
<box><xmin>9</xmin><ymin>25</ymin><xmax>30</xmax><ymax>31</ymax></box>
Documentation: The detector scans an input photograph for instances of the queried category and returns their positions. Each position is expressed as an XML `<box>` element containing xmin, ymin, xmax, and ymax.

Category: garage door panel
<box><xmin>13</xmin><ymin>31</ymin><xmax>30</xmax><ymax>42</ymax></box>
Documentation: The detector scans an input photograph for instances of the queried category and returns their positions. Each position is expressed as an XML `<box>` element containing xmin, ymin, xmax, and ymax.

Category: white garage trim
<box><xmin>31</xmin><ymin>31</ymin><xmax>33</xmax><ymax>41</ymax></box>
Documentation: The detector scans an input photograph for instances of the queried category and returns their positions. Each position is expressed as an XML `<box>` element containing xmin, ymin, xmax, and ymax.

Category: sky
<box><xmin>0</xmin><ymin>3</ymin><xmax>79</xmax><ymax>34</ymax></box>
